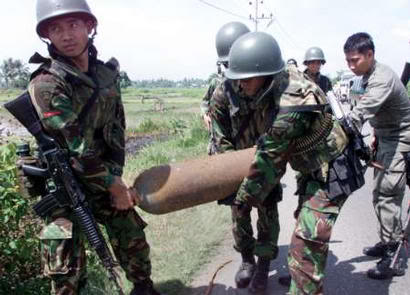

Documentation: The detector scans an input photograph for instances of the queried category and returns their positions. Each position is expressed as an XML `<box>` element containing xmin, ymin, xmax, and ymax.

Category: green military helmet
<box><xmin>36</xmin><ymin>0</ymin><xmax>97</xmax><ymax>38</ymax></box>
<box><xmin>215</xmin><ymin>21</ymin><xmax>250</xmax><ymax>63</ymax></box>
<box><xmin>225</xmin><ymin>32</ymin><xmax>285</xmax><ymax>80</ymax></box>
<box><xmin>303</xmin><ymin>46</ymin><xmax>326</xmax><ymax>65</ymax></box>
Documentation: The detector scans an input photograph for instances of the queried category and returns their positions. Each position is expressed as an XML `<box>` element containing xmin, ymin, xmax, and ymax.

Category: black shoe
<box><xmin>367</xmin><ymin>244</ymin><xmax>405</xmax><ymax>280</ymax></box>
<box><xmin>278</xmin><ymin>274</ymin><xmax>291</xmax><ymax>287</ymax></box>
<box><xmin>249</xmin><ymin>257</ymin><xmax>270</xmax><ymax>294</ymax></box>
<box><xmin>235</xmin><ymin>261</ymin><xmax>256</xmax><ymax>288</ymax></box>
<box><xmin>363</xmin><ymin>242</ymin><xmax>388</xmax><ymax>257</ymax></box>
<box><xmin>235</xmin><ymin>251</ymin><xmax>256</xmax><ymax>288</ymax></box>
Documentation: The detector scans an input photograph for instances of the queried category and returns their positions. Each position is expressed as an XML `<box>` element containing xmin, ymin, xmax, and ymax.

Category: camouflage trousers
<box><xmin>231</xmin><ymin>185</ymin><xmax>282</xmax><ymax>259</ymax></box>
<box><xmin>288</xmin><ymin>183</ymin><xmax>347</xmax><ymax>295</ymax></box>
<box><xmin>40</xmin><ymin>193</ymin><xmax>151</xmax><ymax>295</ymax></box>
<box><xmin>373</xmin><ymin>149</ymin><xmax>406</xmax><ymax>243</ymax></box>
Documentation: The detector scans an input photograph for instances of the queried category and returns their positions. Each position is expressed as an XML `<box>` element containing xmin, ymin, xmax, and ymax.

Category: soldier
<box><xmin>27</xmin><ymin>0</ymin><xmax>161</xmax><ymax>294</ymax></box>
<box><xmin>209</xmin><ymin>29</ymin><xmax>283</xmax><ymax>292</ymax></box>
<box><xmin>200</xmin><ymin>22</ymin><xmax>250</xmax><ymax>132</ymax></box>
<box><xmin>344</xmin><ymin>32</ymin><xmax>410</xmax><ymax>279</ymax></box>
<box><xmin>222</xmin><ymin>31</ymin><xmax>365</xmax><ymax>294</ymax></box>
<box><xmin>303</xmin><ymin>46</ymin><xmax>333</xmax><ymax>93</ymax></box>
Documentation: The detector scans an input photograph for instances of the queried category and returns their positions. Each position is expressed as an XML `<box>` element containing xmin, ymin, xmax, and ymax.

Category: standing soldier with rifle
<box><xmin>10</xmin><ymin>0</ymin><xmax>162</xmax><ymax>294</ymax></box>
<box><xmin>344</xmin><ymin>32</ymin><xmax>410</xmax><ymax>280</ymax></box>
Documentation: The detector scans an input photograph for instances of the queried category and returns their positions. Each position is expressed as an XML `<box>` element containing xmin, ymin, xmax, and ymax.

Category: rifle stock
<box><xmin>4</xmin><ymin>92</ymin><xmax>124</xmax><ymax>295</ymax></box>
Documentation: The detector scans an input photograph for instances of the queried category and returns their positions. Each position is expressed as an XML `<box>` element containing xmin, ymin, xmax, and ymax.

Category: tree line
<box><xmin>0</xmin><ymin>58</ymin><xmax>210</xmax><ymax>89</ymax></box>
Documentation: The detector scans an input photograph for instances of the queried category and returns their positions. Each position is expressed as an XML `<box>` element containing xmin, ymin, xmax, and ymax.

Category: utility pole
<box><xmin>248</xmin><ymin>0</ymin><xmax>273</xmax><ymax>31</ymax></box>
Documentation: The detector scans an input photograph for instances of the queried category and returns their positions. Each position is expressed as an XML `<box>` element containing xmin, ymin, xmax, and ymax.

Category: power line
<box><xmin>198</xmin><ymin>0</ymin><xmax>248</xmax><ymax>20</ymax></box>
<box><xmin>260</xmin><ymin>1</ymin><xmax>304</xmax><ymax>50</ymax></box>
<box><xmin>248</xmin><ymin>1</ymin><xmax>273</xmax><ymax>31</ymax></box>
<box><xmin>272</xmin><ymin>18</ymin><xmax>304</xmax><ymax>50</ymax></box>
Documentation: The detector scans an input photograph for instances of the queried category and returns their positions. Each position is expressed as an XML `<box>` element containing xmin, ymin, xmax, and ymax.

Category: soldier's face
<box><xmin>345</xmin><ymin>50</ymin><xmax>374</xmax><ymax>76</ymax></box>
<box><xmin>45</xmin><ymin>15</ymin><xmax>93</xmax><ymax>58</ymax></box>
<box><xmin>306</xmin><ymin>60</ymin><xmax>322</xmax><ymax>74</ymax></box>
<box><xmin>239</xmin><ymin>77</ymin><xmax>266</xmax><ymax>96</ymax></box>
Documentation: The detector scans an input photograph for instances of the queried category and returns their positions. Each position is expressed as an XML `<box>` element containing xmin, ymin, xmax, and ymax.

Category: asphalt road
<box><xmin>184</xmin><ymin>115</ymin><xmax>410</xmax><ymax>295</ymax></box>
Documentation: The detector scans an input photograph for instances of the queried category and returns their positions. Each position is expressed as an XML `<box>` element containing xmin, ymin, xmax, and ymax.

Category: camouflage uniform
<box><xmin>200</xmin><ymin>75</ymin><xmax>223</xmax><ymax>116</ymax></box>
<box><xmin>350</xmin><ymin>61</ymin><xmax>410</xmax><ymax>244</ymax></box>
<box><xmin>234</xmin><ymin>67</ymin><xmax>357</xmax><ymax>294</ymax></box>
<box><xmin>28</xmin><ymin>53</ymin><xmax>152</xmax><ymax>294</ymax></box>
<box><xmin>211</xmin><ymin>77</ymin><xmax>283</xmax><ymax>260</ymax></box>
<box><xmin>201</xmin><ymin>75</ymin><xmax>224</xmax><ymax>155</ymax></box>
<box><xmin>304</xmin><ymin>69</ymin><xmax>333</xmax><ymax>93</ymax></box>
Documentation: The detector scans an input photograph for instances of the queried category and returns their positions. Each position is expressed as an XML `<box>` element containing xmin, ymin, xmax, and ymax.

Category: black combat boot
<box><xmin>249</xmin><ymin>257</ymin><xmax>270</xmax><ymax>294</ymax></box>
<box><xmin>130</xmin><ymin>279</ymin><xmax>162</xmax><ymax>295</ymax></box>
<box><xmin>367</xmin><ymin>242</ymin><xmax>405</xmax><ymax>280</ymax></box>
<box><xmin>363</xmin><ymin>241</ymin><xmax>389</xmax><ymax>257</ymax></box>
<box><xmin>234</xmin><ymin>251</ymin><xmax>256</xmax><ymax>288</ymax></box>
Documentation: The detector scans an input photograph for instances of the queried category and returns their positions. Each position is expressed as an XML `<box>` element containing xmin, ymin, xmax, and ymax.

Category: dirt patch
<box><xmin>125</xmin><ymin>134</ymin><xmax>169</xmax><ymax>156</ymax></box>
<box><xmin>0</xmin><ymin>114</ymin><xmax>30</xmax><ymax>142</ymax></box>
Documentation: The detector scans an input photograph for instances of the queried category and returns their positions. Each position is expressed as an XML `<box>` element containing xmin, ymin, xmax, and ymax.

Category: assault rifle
<box><xmin>390</xmin><ymin>200</ymin><xmax>410</xmax><ymax>274</ymax></box>
<box><xmin>4</xmin><ymin>92</ymin><xmax>124</xmax><ymax>295</ymax></box>
<box><xmin>326</xmin><ymin>91</ymin><xmax>384</xmax><ymax>170</ymax></box>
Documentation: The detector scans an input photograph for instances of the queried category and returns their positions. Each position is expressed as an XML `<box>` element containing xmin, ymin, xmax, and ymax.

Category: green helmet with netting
<box><xmin>215</xmin><ymin>21</ymin><xmax>250</xmax><ymax>63</ymax></box>
<box><xmin>225</xmin><ymin>32</ymin><xmax>285</xmax><ymax>80</ymax></box>
<box><xmin>36</xmin><ymin>0</ymin><xmax>97</xmax><ymax>38</ymax></box>
<box><xmin>303</xmin><ymin>46</ymin><xmax>326</xmax><ymax>65</ymax></box>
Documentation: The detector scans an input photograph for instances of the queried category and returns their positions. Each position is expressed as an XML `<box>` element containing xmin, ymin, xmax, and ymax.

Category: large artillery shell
<box><xmin>133</xmin><ymin>147</ymin><xmax>256</xmax><ymax>214</ymax></box>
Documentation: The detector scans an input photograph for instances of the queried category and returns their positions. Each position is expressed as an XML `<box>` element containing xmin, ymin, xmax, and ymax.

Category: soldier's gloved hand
<box><xmin>109</xmin><ymin>176</ymin><xmax>135</xmax><ymax>210</ymax></box>
<box><xmin>16</xmin><ymin>157</ymin><xmax>46</xmax><ymax>197</ymax></box>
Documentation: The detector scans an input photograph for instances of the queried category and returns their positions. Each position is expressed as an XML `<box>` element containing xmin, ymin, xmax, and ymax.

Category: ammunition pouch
<box><xmin>325</xmin><ymin>141</ymin><xmax>366</xmax><ymax>200</ymax></box>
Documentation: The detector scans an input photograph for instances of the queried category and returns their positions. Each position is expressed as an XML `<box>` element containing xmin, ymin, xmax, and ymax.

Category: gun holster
<box><xmin>326</xmin><ymin>141</ymin><xmax>366</xmax><ymax>200</ymax></box>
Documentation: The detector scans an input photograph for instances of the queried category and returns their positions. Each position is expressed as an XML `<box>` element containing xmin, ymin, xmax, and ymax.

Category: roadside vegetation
<box><xmin>0</xmin><ymin>87</ymin><xmax>231</xmax><ymax>295</ymax></box>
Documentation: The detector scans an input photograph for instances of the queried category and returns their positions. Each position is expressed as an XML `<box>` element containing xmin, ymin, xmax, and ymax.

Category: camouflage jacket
<box><xmin>28</xmin><ymin>54</ymin><xmax>125</xmax><ymax>193</ymax></box>
<box><xmin>304</xmin><ymin>69</ymin><xmax>333</xmax><ymax>93</ymax></box>
<box><xmin>200</xmin><ymin>75</ymin><xmax>223</xmax><ymax>116</ymax></box>
<box><xmin>229</xmin><ymin>67</ymin><xmax>348</xmax><ymax>204</ymax></box>
<box><xmin>210</xmin><ymin>76</ymin><xmax>278</xmax><ymax>152</ymax></box>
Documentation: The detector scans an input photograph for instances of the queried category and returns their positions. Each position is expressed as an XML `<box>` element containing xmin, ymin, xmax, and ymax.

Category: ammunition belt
<box><xmin>292</xmin><ymin>113</ymin><xmax>333</xmax><ymax>155</ymax></box>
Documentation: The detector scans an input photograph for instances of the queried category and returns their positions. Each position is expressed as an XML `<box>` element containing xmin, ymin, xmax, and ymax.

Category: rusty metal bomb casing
<box><xmin>133</xmin><ymin>147</ymin><xmax>256</xmax><ymax>214</ymax></box>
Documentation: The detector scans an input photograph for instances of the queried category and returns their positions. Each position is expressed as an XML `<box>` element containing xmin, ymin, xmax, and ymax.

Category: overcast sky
<box><xmin>1</xmin><ymin>0</ymin><xmax>409</xmax><ymax>81</ymax></box>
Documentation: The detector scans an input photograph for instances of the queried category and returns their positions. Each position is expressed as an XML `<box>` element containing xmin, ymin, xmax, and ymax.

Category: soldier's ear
<box><xmin>85</xmin><ymin>19</ymin><xmax>95</xmax><ymax>35</ymax></box>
